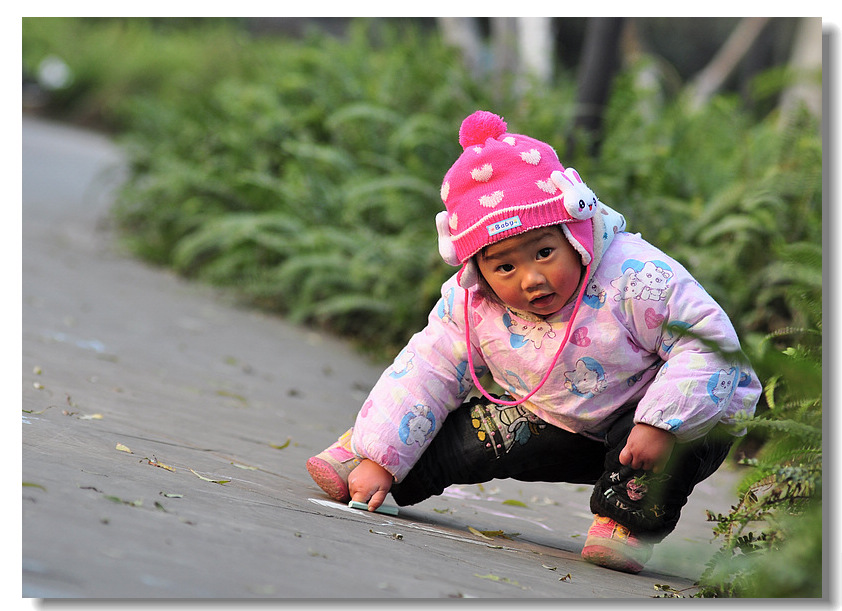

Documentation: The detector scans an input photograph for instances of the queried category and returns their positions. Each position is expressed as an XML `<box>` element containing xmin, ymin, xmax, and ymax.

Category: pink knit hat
<box><xmin>436</xmin><ymin>111</ymin><xmax>598</xmax><ymax>280</ymax></box>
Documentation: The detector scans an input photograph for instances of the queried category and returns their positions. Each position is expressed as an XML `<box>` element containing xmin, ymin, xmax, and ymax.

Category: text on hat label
<box><xmin>487</xmin><ymin>215</ymin><xmax>522</xmax><ymax>236</ymax></box>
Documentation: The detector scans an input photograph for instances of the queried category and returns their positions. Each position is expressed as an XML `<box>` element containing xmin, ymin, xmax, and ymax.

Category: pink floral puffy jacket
<box><xmin>351</xmin><ymin>211</ymin><xmax>761</xmax><ymax>482</ymax></box>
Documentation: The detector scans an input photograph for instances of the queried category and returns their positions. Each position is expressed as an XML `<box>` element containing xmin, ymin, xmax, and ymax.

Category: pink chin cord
<box><xmin>464</xmin><ymin>263</ymin><xmax>590</xmax><ymax>407</ymax></box>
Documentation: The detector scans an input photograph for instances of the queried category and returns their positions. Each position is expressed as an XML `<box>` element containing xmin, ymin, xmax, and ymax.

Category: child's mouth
<box><xmin>530</xmin><ymin>293</ymin><xmax>556</xmax><ymax>308</ymax></box>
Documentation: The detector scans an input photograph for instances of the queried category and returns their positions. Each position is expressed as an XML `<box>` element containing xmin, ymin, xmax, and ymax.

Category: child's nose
<box><xmin>521</xmin><ymin>267</ymin><xmax>545</xmax><ymax>290</ymax></box>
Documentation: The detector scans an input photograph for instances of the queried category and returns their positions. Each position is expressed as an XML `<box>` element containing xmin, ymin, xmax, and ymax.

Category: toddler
<box><xmin>307</xmin><ymin>110</ymin><xmax>760</xmax><ymax>573</ymax></box>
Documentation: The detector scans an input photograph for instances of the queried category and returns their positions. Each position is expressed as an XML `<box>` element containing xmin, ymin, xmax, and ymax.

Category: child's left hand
<box><xmin>619</xmin><ymin>423</ymin><xmax>676</xmax><ymax>473</ymax></box>
<box><xmin>348</xmin><ymin>459</ymin><xmax>394</xmax><ymax>511</ymax></box>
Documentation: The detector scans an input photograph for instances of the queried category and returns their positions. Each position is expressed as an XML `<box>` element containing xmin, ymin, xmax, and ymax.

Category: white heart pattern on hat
<box><xmin>535</xmin><ymin>178</ymin><xmax>558</xmax><ymax>195</ymax></box>
<box><xmin>520</xmin><ymin>149</ymin><xmax>541</xmax><ymax>165</ymax></box>
<box><xmin>471</xmin><ymin>164</ymin><xmax>493</xmax><ymax>182</ymax></box>
<box><xmin>479</xmin><ymin>190</ymin><xmax>504</xmax><ymax>208</ymax></box>
<box><xmin>441</xmin><ymin>181</ymin><xmax>450</xmax><ymax>203</ymax></box>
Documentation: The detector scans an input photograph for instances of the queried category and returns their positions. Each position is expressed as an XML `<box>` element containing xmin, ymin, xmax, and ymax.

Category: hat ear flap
<box><xmin>562</xmin><ymin>220</ymin><xmax>594</xmax><ymax>267</ymax></box>
<box><xmin>457</xmin><ymin>259</ymin><xmax>480</xmax><ymax>289</ymax></box>
<box><xmin>436</xmin><ymin>211</ymin><xmax>461</xmax><ymax>266</ymax></box>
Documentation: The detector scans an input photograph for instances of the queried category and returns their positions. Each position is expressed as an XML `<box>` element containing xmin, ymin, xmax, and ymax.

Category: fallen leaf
<box><xmin>559</xmin><ymin>573</ymin><xmax>572</xmax><ymax>582</ymax></box>
<box><xmin>189</xmin><ymin>468</ymin><xmax>230</xmax><ymax>484</ymax></box>
<box><xmin>115</xmin><ymin>443</ymin><xmax>133</xmax><ymax>454</ymax></box>
<box><xmin>104</xmin><ymin>495</ymin><xmax>142</xmax><ymax>507</ymax></box>
<box><xmin>468</xmin><ymin>526</ymin><xmax>492</xmax><ymax>539</ymax></box>
<box><xmin>23</xmin><ymin>407</ymin><xmax>50</xmax><ymax>415</ymax></box>
<box><xmin>23</xmin><ymin>482</ymin><xmax>46</xmax><ymax>491</ymax></box>
<box><xmin>468</xmin><ymin>527</ymin><xmax>520</xmax><ymax>540</ymax></box>
<box><xmin>33</xmin><ymin>382</ymin><xmax>44</xmax><ymax>390</ymax></box>
<box><xmin>78</xmin><ymin>413</ymin><xmax>103</xmax><ymax>420</ymax></box>
<box><xmin>502</xmin><ymin>499</ymin><xmax>529</xmax><ymax>508</ymax></box>
<box><xmin>653</xmin><ymin>584</ymin><xmax>686</xmax><ymax>598</ymax></box>
<box><xmin>542</xmin><ymin>564</ymin><xmax>557</xmax><ymax>571</ymax></box>
<box><xmin>160</xmin><ymin>492</ymin><xmax>183</xmax><ymax>498</ymax></box>
<box><xmin>476</xmin><ymin>529</ymin><xmax>519</xmax><ymax>540</ymax></box>
<box><xmin>146</xmin><ymin>458</ymin><xmax>176</xmax><ymax>472</ymax></box>
<box><xmin>230</xmin><ymin>462</ymin><xmax>257</xmax><ymax>470</ymax></box>
<box><xmin>269</xmin><ymin>438</ymin><xmax>291</xmax><ymax>450</ymax></box>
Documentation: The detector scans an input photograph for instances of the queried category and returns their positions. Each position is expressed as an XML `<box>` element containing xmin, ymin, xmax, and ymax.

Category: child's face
<box><xmin>477</xmin><ymin>227</ymin><xmax>583</xmax><ymax>317</ymax></box>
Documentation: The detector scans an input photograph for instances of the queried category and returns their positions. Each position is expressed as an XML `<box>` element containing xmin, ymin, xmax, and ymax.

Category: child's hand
<box><xmin>619</xmin><ymin>423</ymin><xmax>676</xmax><ymax>473</ymax></box>
<box><xmin>348</xmin><ymin>459</ymin><xmax>394</xmax><ymax>511</ymax></box>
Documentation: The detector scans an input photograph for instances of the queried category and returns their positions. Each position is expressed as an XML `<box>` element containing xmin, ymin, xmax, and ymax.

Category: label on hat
<box><xmin>487</xmin><ymin>215</ymin><xmax>522</xmax><ymax>236</ymax></box>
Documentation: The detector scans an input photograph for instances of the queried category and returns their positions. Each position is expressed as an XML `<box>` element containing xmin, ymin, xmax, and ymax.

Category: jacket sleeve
<box><xmin>620</xmin><ymin>259</ymin><xmax>762</xmax><ymax>442</ymax></box>
<box><xmin>350</xmin><ymin>275</ymin><xmax>488</xmax><ymax>482</ymax></box>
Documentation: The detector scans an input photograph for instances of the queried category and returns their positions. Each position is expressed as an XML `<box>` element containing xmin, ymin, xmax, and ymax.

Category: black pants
<box><xmin>390</xmin><ymin>395</ymin><xmax>732</xmax><ymax>542</ymax></box>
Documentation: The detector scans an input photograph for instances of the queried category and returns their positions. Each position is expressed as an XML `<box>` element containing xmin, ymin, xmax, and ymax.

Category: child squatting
<box><xmin>307</xmin><ymin>110</ymin><xmax>760</xmax><ymax>574</ymax></box>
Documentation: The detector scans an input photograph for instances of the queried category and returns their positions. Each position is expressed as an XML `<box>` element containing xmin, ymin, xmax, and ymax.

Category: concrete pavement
<box><xmin>21</xmin><ymin>116</ymin><xmax>745</xmax><ymax>600</ymax></box>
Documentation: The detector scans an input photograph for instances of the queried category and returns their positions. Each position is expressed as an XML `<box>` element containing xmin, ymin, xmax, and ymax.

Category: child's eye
<box><xmin>537</xmin><ymin>247</ymin><xmax>553</xmax><ymax>259</ymax></box>
<box><xmin>497</xmin><ymin>263</ymin><xmax>514</xmax><ymax>273</ymax></box>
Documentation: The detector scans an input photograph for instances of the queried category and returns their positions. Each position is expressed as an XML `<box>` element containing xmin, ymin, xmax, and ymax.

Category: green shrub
<box><xmin>588</xmin><ymin>65</ymin><xmax>822</xmax><ymax>339</ymax></box>
<box><xmin>23</xmin><ymin>18</ymin><xmax>267</xmax><ymax>129</ymax></box>
<box><xmin>24</xmin><ymin>18</ymin><xmax>822</xmax><ymax>353</ymax></box>
<box><xmin>694</xmin><ymin>322</ymin><xmax>822</xmax><ymax>597</ymax></box>
<box><xmin>109</xmin><ymin>20</ymin><xmax>486</xmax><ymax>354</ymax></box>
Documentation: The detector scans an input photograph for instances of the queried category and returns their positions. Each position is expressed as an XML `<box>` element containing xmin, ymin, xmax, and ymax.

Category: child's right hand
<box><xmin>348</xmin><ymin>459</ymin><xmax>394</xmax><ymax>511</ymax></box>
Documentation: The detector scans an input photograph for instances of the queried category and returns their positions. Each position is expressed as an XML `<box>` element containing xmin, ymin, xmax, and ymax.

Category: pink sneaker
<box><xmin>306</xmin><ymin>428</ymin><xmax>360</xmax><ymax>502</ymax></box>
<box><xmin>581</xmin><ymin>515</ymin><xmax>653</xmax><ymax>573</ymax></box>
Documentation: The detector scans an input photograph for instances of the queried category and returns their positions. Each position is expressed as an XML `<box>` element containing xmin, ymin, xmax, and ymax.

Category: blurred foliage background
<box><xmin>22</xmin><ymin>16</ymin><xmax>823</xmax><ymax>597</ymax></box>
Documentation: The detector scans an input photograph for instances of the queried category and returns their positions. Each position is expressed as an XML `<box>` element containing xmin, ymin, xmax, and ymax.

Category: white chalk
<box><xmin>348</xmin><ymin>500</ymin><xmax>399</xmax><ymax>516</ymax></box>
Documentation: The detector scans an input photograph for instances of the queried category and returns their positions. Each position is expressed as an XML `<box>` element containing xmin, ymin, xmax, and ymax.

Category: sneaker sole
<box><xmin>581</xmin><ymin>543</ymin><xmax>645</xmax><ymax>574</ymax></box>
<box><xmin>306</xmin><ymin>457</ymin><xmax>351</xmax><ymax>502</ymax></box>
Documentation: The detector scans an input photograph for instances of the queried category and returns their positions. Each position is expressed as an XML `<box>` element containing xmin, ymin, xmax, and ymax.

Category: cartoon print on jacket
<box><xmin>500</xmin><ymin>369</ymin><xmax>530</xmax><ymax>397</ymax></box>
<box><xmin>582</xmin><ymin>278</ymin><xmax>607</xmax><ymax>309</ymax></box>
<box><xmin>454</xmin><ymin>360</ymin><xmax>474</xmax><ymax>395</ymax></box>
<box><xmin>503</xmin><ymin>312</ymin><xmax>556</xmax><ymax>348</ymax></box>
<box><xmin>437</xmin><ymin>286</ymin><xmax>456</xmax><ymax>323</ymax></box>
<box><xmin>389</xmin><ymin>347</ymin><xmax>415</xmax><ymax>379</ymax></box>
<box><xmin>649</xmin><ymin>408</ymin><xmax>684</xmax><ymax>432</ymax></box>
<box><xmin>611</xmin><ymin>260</ymin><xmax>674</xmax><ymax>302</ymax></box>
<box><xmin>707</xmin><ymin>367</ymin><xmax>738</xmax><ymax>405</ymax></box>
<box><xmin>398</xmin><ymin>404</ymin><xmax>436</xmax><ymax>447</ymax></box>
<box><xmin>661</xmin><ymin>320</ymin><xmax>692</xmax><ymax>354</ymax></box>
<box><xmin>564</xmin><ymin>357</ymin><xmax>608</xmax><ymax>398</ymax></box>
